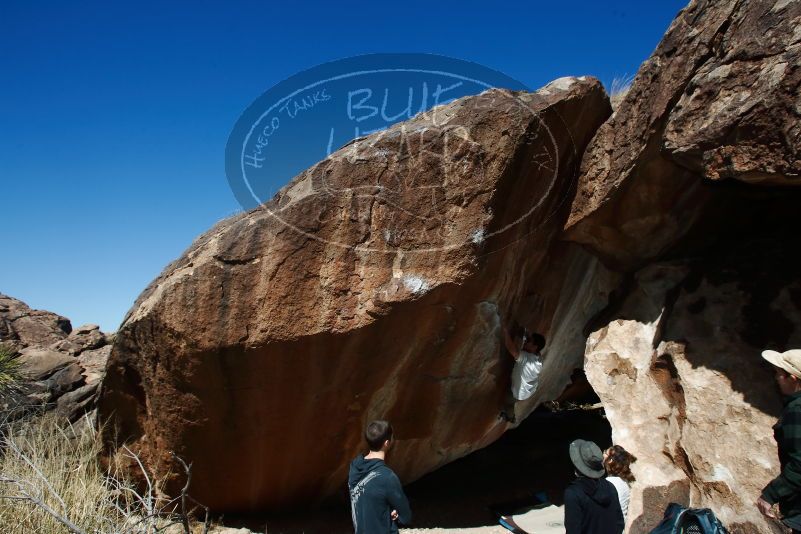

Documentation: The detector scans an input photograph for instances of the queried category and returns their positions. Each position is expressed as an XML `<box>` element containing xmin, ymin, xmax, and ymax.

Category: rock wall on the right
<box><xmin>566</xmin><ymin>0</ymin><xmax>800</xmax><ymax>270</ymax></box>
<box><xmin>566</xmin><ymin>0</ymin><xmax>801</xmax><ymax>532</ymax></box>
<box><xmin>585</xmin><ymin>244</ymin><xmax>801</xmax><ymax>533</ymax></box>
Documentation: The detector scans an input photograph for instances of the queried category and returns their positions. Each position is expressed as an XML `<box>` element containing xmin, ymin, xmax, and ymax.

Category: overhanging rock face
<box><xmin>98</xmin><ymin>78</ymin><xmax>611</xmax><ymax>511</ymax></box>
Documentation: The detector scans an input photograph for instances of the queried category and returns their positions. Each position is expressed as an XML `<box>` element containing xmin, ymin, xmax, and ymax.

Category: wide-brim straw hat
<box><xmin>569</xmin><ymin>439</ymin><xmax>605</xmax><ymax>479</ymax></box>
<box><xmin>762</xmin><ymin>349</ymin><xmax>801</xmax><ymax>379</ymax></box>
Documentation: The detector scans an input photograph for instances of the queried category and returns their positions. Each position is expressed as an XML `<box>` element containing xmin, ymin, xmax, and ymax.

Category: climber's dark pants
<box><xmin>502</xmin><ymin>390</ymin><xmax>518</xmax><ymax>420</ymax></box>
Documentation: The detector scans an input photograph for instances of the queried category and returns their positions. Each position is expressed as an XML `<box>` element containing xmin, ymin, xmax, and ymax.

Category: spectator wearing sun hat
<box><xmin>564</xmin><ymin>439</ymin><xmax>624</xmax><ymax>534</ymax></box>
<box><xmin>758</xmin><ymin>349</ymin><xmax>801</xmax><ymax>533</ymax></box>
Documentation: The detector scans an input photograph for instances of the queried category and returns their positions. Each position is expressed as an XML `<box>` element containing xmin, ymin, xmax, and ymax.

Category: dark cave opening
<box><xmin>402</xmin><ymin>399</ymin><xmax>611</xmax><ymax>530</ymax></box>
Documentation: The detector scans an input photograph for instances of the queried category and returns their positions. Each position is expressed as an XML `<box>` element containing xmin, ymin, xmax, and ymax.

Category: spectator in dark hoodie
<box><xmin>349</xmin><ymin>420</ymin><xmax>411</xmax><ymax>534</ymax></box>
<box><xmin>564</xmin><ymin>439</ymin><xmax>625</xmax><ymax>534</ymax></box>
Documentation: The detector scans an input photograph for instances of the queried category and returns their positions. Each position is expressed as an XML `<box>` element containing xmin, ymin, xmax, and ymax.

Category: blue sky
<box><xmin>1</xmin><ymin>1</ymin><xmax>686</xmax><ymax>332</ymax></box>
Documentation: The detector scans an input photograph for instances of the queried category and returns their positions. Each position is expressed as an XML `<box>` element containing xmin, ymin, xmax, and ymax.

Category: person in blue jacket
<box><xmin>349</xmin><ymin>420</ymin><xmax>412</xmax><ymax>534</ymax></box>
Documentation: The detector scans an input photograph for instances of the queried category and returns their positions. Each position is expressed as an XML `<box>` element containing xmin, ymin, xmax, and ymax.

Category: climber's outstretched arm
<box><xmin>502</xmin><ymin>321</ymin><xmax>521</xmax><ymax>361</ymax></box>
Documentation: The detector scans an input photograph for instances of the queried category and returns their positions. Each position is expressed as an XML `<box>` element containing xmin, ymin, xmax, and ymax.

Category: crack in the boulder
<box><xmin>213</xmin><ymin>254</ymin><xmax>260</xmax><ymax>266</ymax></box>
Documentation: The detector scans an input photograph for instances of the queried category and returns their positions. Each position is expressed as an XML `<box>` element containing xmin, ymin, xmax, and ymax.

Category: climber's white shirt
<box><xmin>510</xmin><ymin>350</ymin><xmax>543</xmax><ymax>400</ymax></box>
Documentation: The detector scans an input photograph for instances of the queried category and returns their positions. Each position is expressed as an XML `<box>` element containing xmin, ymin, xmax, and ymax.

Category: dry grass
<box><xmin>0</xmin><ymin>414</ymin><xmax>191</xmax><ymax>533</ymax></box>
<box><xmin>609</xmin><ymin>74</ymin><xmax>635</xmax><ymax>110</ymax></box>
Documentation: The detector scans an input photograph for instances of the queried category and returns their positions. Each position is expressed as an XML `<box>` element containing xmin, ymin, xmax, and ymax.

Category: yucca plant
<box><xmin>0</xmin><ymin>344</ymin><xmax>21</xmax><ymax>402</ymax></box>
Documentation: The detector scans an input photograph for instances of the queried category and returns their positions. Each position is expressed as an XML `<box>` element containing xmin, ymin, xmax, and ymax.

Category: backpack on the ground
<box><xmin>649</xmin><ymin>502</ymin><xmax>730</xmax><ymax>534</ymax></box>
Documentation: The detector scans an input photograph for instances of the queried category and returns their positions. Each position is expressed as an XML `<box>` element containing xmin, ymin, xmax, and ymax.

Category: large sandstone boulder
<box><xmin>98</xmin><ymin>78</ymin><xmax>611</xmax><ymax>511</ymax></box>
<box><xmin>567</xmin><ymin>1</ymin><xmax>801</xmax><ymax>532</ymax></box>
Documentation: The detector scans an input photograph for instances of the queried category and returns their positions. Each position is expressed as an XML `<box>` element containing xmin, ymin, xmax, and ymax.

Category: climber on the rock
<box><xmin>499</xmin><ymin>319</ymin><xmax>546</xmax><ymax>423</ymax></box>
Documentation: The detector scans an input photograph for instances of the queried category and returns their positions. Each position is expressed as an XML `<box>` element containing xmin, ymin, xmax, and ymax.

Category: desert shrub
<box><xmin>0</xmin><ymin>344</ymin><xmax>25</xmax><ymax>429</ymax></box>
<box><xmin>0</xmin><ymin>344</ymin><xmax>20</xmax><ymax>399</ymax></box>
<box><xmin>0</xmin><ymin>414</ymin><xmax>199</xmax><ymax>534</ymax></box>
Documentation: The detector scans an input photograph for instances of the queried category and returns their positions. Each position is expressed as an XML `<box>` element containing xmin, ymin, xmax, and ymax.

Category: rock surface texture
<box><xmin>570</xmin><ymin>0</ymin><xmax>801</xmax><ymax>532</ymax></box>
<box><xmin>98</xmin><ymin>0</ymin><xmax>801</xmax><ymax>526</ymax></box>
<box><xmin>0</xmin><ymin>294</ymin><xmax>111</xmax><ymax>422</ymax></box>
<box><xmin>0</xmin><ymin>293</ymin><xmax>71</xmax><ymax>353</ymax></box>
<box><xmin>98</xmin><ymin>78</ymin><xmax>612</xmax><ymax>511</ymax></box>
<box><xmin>566</xmin><ymin>0</ymin><xmax>801</xmax><ymax>269</ymax></box>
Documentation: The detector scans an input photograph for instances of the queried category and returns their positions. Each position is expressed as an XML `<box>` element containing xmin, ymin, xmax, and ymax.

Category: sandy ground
<box><xmin>254</xmin><ymin>505</ymin><xmax>566</xmax><ymax>534</ymax></box>
<box><xmin>402</xmin><ymin>504</ymin><xmax>566</xmax><ymax>533</ymax></box>
<box><xmin>402</xmin><ymin>528</ymin><xmax>509</xmax><ymax>533</ymax></box>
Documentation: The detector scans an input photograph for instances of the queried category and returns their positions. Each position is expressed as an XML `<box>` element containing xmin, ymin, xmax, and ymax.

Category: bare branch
<box><xmin>122</xmin><ymin>444</ymin><xmax>154</xmax><ymax>521</ymax></box>
<box><xmin>171</xmin><ymin>452</ymin><xmax>192</xmax><ymax>534</ymax></box>
<box><xmin>169</xmin><ymin>452</ymin><xmax>211</xmax><ymax>534</ymax></box>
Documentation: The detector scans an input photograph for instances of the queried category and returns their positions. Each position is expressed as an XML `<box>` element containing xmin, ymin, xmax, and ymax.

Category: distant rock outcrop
<box><xmin>0</xmin><ymin>293</ymin><xmax>71</xmax><ymax>353</ymax></box>
<box><xmin>568</xmin><ymin>0</ymin><xmax>801</xmax><ymax>531</ymax></box>
<box><xmin>0</xmin><ymin>294</ymin><xmax>111</xmax><ymax>422</ymax></box>
<box><xmin>98</xmin><ymin>78</ymin><xmax>612</xmax><ymax>511</ymax></box>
